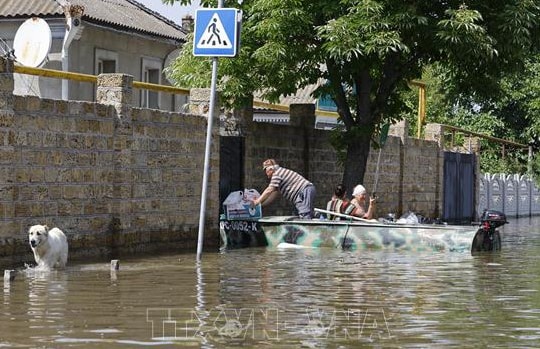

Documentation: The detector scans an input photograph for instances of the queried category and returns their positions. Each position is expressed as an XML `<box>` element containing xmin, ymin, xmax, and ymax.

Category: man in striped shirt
<box><xmin>251</xmin><ymin>159</ymin><xmax>316</xmax><ymax>219</ymax></box>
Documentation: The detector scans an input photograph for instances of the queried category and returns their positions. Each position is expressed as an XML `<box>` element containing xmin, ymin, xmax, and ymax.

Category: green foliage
<box><xmin>400</xmin><ymin>60</ymin><xmax>536</xmax><ymax>176</ymax></box>
<box><xmin>164</xmin><ymin>33</ymin><xmax>211</xmax><ymax>88</ymax></box>
<box><xmin>530</xmin><ymin>155</ymin><xmax>540</xmax><ymax>187</ymax></box>
<box><xmin>163</xmin><ymin>0</ymin><xmax>540</xmax><ymax>185</ymax></box>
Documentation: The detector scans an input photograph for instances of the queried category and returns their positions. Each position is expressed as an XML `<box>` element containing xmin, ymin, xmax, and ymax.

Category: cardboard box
<box><xmin>223</xmin><ymin>189</ymin><xmax>262</xmax><ymax>220</ymax></box>
<box><xmin>224</xmin><ymin>203</ymin><xmax>262</xmax><ymax>220</ymax></box>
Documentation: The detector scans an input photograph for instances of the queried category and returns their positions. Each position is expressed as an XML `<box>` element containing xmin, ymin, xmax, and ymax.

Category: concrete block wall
<box><xmin>0</xmin><ymin>58</ymin><xmax>220</xmax><ymax>267</ymax></box>
<box><xmin>244</xmin><ymin>122</ymin><xmax>317</xmax><ymax>216</ymax></box>
<box><xmin>400</xmin><ymin>137</ymin><xmax>443</xmax><ymax>217</ymax></box>
<box><xmin>362</xmin><ymin>136</ymin><xmax>403</xmax><ymax>217</ymax></box>
<box><xmin>479</xmin><ymin>173</ymin><xmax>540</xmax><ymax>217</ymax></box>
<box><xmin>0</xmin><ymin>53</ymin><xmax>455</xmax><ymax>265</ymax></box>
<box><xmin>242</xmin><ymin>105</ymin><xmax>444</xmax><ymax>220</ymax></box>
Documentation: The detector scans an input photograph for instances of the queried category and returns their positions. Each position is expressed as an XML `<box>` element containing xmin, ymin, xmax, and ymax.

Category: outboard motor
<box><xmin>471</xmin><ymin>210</ymin><xmax>507</xmax><ymax>253</ymax></box>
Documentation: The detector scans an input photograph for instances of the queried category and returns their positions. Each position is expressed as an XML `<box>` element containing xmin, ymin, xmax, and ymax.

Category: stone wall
<box><xmin>0</xmin><ymin>54</ymin><xmax>454</xmax><ymax>267</ymax></box>
<box><xmin>240</xmin><ymin>103</ymin><xmax>445</xmax><ymax>220</ymax></box>
<box><xmin>0</xmin><ymin>58</ymin><xmax>219</xmax><ymax>267</ymax></box>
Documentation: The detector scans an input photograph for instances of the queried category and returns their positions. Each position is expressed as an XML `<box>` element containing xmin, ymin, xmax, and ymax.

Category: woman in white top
<box><xmin>349</xmin><ymin>184</ymin><xmax>376</xmax><ymax>219</ymax></box>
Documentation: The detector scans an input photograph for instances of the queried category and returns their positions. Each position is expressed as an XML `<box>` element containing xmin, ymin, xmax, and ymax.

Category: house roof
<box><xmin>0</xmin><ymin>0</ymin><xmax>186</xmax><ymax>42</ymax></box>
<box><xmin>254</xmin><ymin>83</ymin><xmax>318</xmax><ymax>109</ymax></box>
<box><xmin>278</xmin><ymin>84</ymin><xmax>317</xmax><ymax>106</ymax></box>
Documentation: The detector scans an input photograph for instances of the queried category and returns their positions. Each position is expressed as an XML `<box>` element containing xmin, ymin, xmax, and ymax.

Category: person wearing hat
<box><xmin>349</xmin><ymin>184</ymin><xmax>376</xmax><ymax>219</ymax></box>
<box><xmin>251</xmin><ymin>158</ymin><xmax>316</xmax><ymax>219</ymax></box>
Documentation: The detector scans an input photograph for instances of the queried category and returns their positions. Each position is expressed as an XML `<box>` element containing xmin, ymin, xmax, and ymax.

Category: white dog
<box><xmin>28</xmin><ymin>225</ymin><xmax>68</xmax><ymax>269</ymax></box>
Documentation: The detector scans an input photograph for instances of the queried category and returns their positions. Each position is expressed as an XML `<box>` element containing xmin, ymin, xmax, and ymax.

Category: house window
<box><xmin>95</xmin><ymin>49</ymin><xmax>118</xmax><ymax>74</ymax></box>
<box><xmin>98</xmin><ymin>59</ymin><xmax>116</xmax><ymax>74</ymax></box>
<box><xmin>141</xmin><ymin>57</ymin><xmax>162</xmax><ymax>109</ymax></box>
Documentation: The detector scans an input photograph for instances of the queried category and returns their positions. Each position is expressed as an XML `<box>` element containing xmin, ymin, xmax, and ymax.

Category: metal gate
<box><xmin>443</xmin><ymin>152</ymin><xmax>476</xmax><ymax>224</ymax></box>
<box><xmin>219</xmin><ymin>136</ymin><xmax>244</xmax><ymax>213</ymax></box>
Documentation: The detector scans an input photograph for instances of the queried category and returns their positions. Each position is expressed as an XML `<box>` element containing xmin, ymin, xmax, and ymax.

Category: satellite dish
<box><xmin>13</xmin><ymin>17</ymin><xmax>52</xmax><ymax>67</ymax></box>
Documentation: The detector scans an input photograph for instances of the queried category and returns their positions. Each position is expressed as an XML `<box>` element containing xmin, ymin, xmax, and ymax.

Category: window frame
<box><xmin>140</xmin><ymin>56</ymin><xmax>163</xmax><ymax>109</ymax></box>
<box><xmin>95</xmin><ymin>48</ymin><xmax>118</xmax><ymax>75</ymax></box>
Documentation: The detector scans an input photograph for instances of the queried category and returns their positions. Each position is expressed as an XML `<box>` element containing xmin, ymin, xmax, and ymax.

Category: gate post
<box><xmin>425</xmin><ymin>123</ymin><xmax>444</xmax><ymax>147</ymax></box>
<box><xmin>290</xmin><ymin>103</ymin><xmax>315</xmax><ymax>178</ymax></box>
<box><xmin>96</xmin><ymin>73</ymin><xmax>134</xmax><ymax>234</ymax></box>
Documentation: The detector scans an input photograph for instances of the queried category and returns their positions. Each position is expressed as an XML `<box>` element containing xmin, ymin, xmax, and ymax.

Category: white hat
<box><xmin>352</xmin><ymin>184</ymin><xmax>366</xmax><ymax>196</ymax></box>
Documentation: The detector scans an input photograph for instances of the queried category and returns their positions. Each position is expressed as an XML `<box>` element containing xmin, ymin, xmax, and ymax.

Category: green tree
<box><xmin>401</xmin><ymin>53</ymin><xmax>540</xmax><ymax>176</ymax></box>
<box><xmin>400</xmin><ymin>64</ymin><xmax>524</xmax><ymax>174</ymax></box>
<box><xmin>165</xmin><ymin>0</ymin><xmax>540</xmax><ymax>193</ymax></box>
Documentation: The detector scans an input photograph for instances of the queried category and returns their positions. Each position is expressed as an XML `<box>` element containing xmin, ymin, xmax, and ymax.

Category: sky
<box><xmin>136</xmin><ymin>0</ymin><xmax>201</xmax><ymax>25</ymax></box>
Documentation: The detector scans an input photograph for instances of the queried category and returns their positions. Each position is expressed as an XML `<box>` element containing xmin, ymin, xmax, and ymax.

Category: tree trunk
<box><xmin>342</xmin><ymin>135</ymin><xmax>372</xmax><ymax>196</ymax></box>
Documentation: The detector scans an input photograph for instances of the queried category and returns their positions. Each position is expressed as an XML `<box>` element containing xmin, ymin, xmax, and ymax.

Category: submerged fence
<box><xmin>478</xmin><ymin>173</ymin><xmax>540</xmax><ymax>218</ymax></box>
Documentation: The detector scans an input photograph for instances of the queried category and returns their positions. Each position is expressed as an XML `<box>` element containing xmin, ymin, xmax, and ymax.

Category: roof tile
<box><xmin>0</xmin><ymin>0</ymin><xmax>185</xmax><ymax>41</ymax></box>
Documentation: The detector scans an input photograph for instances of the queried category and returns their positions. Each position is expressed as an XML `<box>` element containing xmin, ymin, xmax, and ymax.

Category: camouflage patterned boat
<box><xmin>220</xmin><ymin>216</ymin><xmax>480</xmax><ymax>253</ymax></box>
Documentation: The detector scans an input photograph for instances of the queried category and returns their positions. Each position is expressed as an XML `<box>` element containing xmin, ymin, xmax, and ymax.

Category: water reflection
<box><xmin>27</xmin><ymin>268</ymin><xmax>69</xmax><ymax>334</ymax></box>
<box><xmin>1</xmin><ymin>218</ymin><xmax>540</xmax><ymax>347</ymax></box>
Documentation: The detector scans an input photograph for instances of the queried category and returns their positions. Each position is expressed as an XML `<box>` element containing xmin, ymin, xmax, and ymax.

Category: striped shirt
<box><xmin>269</xmin><ymin>166</ymin><xmax>312</xmax><ymax>203</ymax></box>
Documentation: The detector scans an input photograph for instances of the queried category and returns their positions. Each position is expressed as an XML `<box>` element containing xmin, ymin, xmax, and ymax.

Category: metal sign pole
<box><xmin>196</xmin><ymin>0</ymin><xmax>224</xmax><ymax>261</ymax></box>
<box><xmin>196</xmin><ymin>57</ymin><xmax>218</xmax><ymax>261</ymax></box>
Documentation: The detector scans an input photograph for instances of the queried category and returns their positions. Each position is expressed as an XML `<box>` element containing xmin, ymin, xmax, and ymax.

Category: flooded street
<box><xmin>2</xmin><ymin>217</ymin><xmax>540</xmax><ymax>348</ymax></box>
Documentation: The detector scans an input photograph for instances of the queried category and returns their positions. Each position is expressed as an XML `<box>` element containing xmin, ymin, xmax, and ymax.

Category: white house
<box><xmin>0</xmin><ymin>0</ymin><xmax>189</xmax><ymax>111</ymax></box>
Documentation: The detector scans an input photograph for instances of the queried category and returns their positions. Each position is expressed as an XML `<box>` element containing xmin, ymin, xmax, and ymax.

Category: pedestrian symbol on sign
<box><xmin>197</xmin><ymin>13</ymin><xmax>232</xmax><ymax>49</ymax></box>
<box><xmin>193</xmin><ymin>8</ymin><xmax>239</xmax><ymax>57</ymax></box>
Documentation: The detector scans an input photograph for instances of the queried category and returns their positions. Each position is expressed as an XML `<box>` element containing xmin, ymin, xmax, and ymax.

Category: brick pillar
<box><xmin>290</xmin><ymin>103</ymin><xmax>315</xmax><ymax>178</ymax></box>
<box><xmin>189</xmin><ymin>88</ymin><xmax>220</xmax><ymax>117</ymax></box>
<box><xmin>0</xmin><ymin>57</ymin><xmax>14</xmax><ymax>116</ymax></box>
<box><xmin>425</xmin><ymin>123</ymin><xmax>444</xmax><ymax>147</ymax></box>
<box><xmin>0</xmin><ymin>57</ymin><xmax>15</xmax><ymax>235</ymax></box>
<box><xmin>389</xmin><ymin>120</ymin><xmax>409</xmax><ymax>145</ymax></box>
<box><xmin>96</xmin><ymin>73</ymin><xmax>133</xmax><ymax>119</ymax></box>
<box><xmin>289</xmin><ymin>103</ymin><xmax>315</xmax><ymax>127</ymax></box>
<box><xmin>96</xmin><ymin>73</ymin><xmax>133</xmax><ymax>234</ymax></box>
<box><xmin>424</xmin><ymin>123</ymin><xmax>446</xmax><ymax>219</ymax></box>
<box><xmin>231</xmin><ymin>97</ymin><xmax>253</xmax><ymax>136</ymax></box>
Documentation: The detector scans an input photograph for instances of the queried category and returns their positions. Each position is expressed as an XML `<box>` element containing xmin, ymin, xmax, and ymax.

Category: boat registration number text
<box><xmin>220</xmin><ymin>220</ymin><xmax>259</xmax><ymax>232</ymax></box>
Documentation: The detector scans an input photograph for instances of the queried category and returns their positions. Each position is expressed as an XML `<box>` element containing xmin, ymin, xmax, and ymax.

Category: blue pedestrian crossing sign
<box><xmin>193</xmin><ymin>8</ymin><xmax>240</xmax><ymax>57</ymax></box>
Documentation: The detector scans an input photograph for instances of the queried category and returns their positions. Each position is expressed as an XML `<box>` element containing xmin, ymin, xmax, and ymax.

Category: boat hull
<box><xmin>220</xmin><ymin>216</ymin><xmax>479</xmax><ymax>253</ymax></box>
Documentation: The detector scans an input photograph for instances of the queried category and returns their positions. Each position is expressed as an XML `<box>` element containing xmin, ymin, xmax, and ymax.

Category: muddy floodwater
<box><xmin>2</xmin><ymin>217</ymin><xmax>540</xmax><ymax>348</ymax></box>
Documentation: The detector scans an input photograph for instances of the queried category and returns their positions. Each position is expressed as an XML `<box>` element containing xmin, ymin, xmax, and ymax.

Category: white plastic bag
<box><xmin>396</xmin><ymin>211</ymin><xmax>419</xmax><ymax>224</ymax></box>
<box><xmin>223</xmin><ymin>189</ymin><xmax>262</xmax><ymax>220</ymax></box>
<box><xmin>223</xmin><ymin>190</ymin><xmax>244</xmax><ymax>205</ymax></box>
<box><xmin>243</xmin><ymin>188</ymin><xmax>260</xmax><ymax>202</ymax></box>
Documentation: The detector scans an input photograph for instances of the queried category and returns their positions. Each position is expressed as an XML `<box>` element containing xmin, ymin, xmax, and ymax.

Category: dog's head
<box><xmin>28</xmin><ymin>225</ymin><xmax>49</xmax><ymax>249</ymax></box>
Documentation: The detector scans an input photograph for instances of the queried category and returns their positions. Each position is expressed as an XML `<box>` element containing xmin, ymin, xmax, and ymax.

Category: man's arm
<box><xmin>252</xmin><ymin>186</ymin><xmax>277</xmax><ymax>206</ymax></box>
